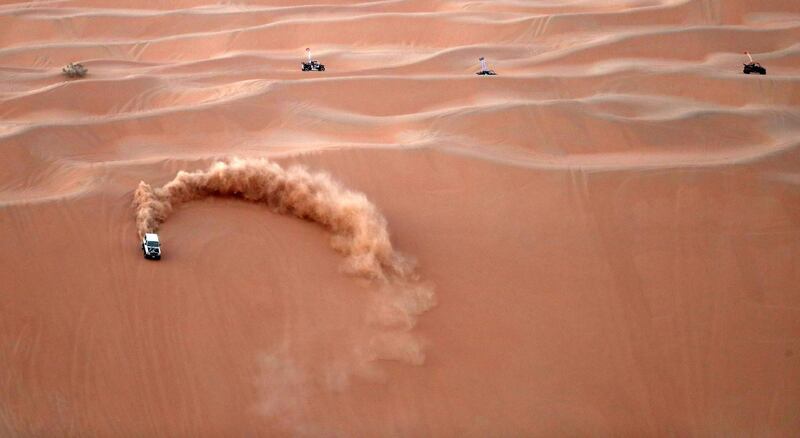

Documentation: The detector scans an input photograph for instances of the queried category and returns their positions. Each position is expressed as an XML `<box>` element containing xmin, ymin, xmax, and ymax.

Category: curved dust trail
<box><xmin>135</xmin><ymin>157</ymin><xmax>415</xmax><ymax>281</ymax></box>
<box><xmin>133</xmin><ymin>158</ymin><xmax>436</xmax><ymax>419</ymax></box>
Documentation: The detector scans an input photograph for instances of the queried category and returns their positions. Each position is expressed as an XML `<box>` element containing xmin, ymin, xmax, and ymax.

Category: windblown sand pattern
<box><xmin>1</xmin><ymin>0</ymin><xmax>799</xmax><ymax>436</ymax></box>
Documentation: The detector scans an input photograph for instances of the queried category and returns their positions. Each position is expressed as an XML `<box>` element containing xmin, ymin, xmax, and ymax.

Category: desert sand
<box><xmin>1</xmin><ymin>0</ymin><xmax>800</xmax><ymax>436</ymax></box>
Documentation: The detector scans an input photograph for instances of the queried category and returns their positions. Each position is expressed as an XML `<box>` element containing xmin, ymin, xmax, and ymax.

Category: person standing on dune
<box><xmin>476</xmin><ymin>57</ymin><xmax>496</xmax><ymax>75</ymax></box>
<box><xmin>479</xmin><ymin>57</ymin><xmax>489</xmax><ymax>73</ymax></box>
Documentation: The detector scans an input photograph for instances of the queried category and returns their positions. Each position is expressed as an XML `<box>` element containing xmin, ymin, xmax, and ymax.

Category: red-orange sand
<box><xmin>1</xmin><ymin>0</ymin><xmax>800</xmax><ymax>436</ymax></box>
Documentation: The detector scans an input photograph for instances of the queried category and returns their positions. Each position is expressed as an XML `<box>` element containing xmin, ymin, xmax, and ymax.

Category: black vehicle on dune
<box><xmin>743</xmin><ymin>62</ymin><xmax>766</xmax><ymax>75</ymax></box>
<box><xmin>742</xmin><ymin>51</ymin><xmax>766</xmax><ymax>75</ymax></box>
<box><xmin>302</xmin><ymin>60</ymin><xmax>325</xmax><ymax>71</ymax></box>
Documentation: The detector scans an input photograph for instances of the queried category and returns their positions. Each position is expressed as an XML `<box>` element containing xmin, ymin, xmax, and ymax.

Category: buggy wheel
<box><xmin>319</xmin><ymin>65</ymin><xmax>325</xmax><ymax>71</ymax></box>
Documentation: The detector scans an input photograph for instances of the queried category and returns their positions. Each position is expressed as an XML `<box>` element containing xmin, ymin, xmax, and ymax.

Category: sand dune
<box><xmin>1</xmin><ymin>0</ymin><xmax>799</xmax><ymax>436</ymax></box>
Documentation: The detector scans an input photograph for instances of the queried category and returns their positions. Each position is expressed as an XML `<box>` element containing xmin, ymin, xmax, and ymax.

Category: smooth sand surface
<box><xmin>1</xmin><ymin>0</ymin><xmax>799</xmax><ymax>436</ymax></box>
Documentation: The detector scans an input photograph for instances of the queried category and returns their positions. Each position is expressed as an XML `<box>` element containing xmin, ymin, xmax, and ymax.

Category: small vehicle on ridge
<box><xmin>743</xmin><ymin>51</ymin><xmax>766</xmax><ymax>75</ymax></box>
<box><xmin>302</xmin><ymin>60</ymin><xmax>325</xmax><ymax>71</ymax></box>
<box><xmin>302</xmin><ymin>47</ymin><xmax>325</xmax><ymax>71</ymax></box>
<box><xmin>62</xmin><ymin>63</ymin><xmax>88</xmax><ymax>78</ymax></box>
<box><xmin>743</xmin><ymin>62</ymin><xmax>766</xmax><ymax>75</ymax></box>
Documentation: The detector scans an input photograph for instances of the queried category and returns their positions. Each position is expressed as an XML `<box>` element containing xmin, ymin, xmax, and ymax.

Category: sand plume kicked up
<box><xmin>133</xmin><ymin>157</ymin><xmax>435</xmax><ymax>377</ymax></box>
<box><xmin>134</xmin><ymin>157</ymin><xmax>418</xmax><ymax>281</ymax></box>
